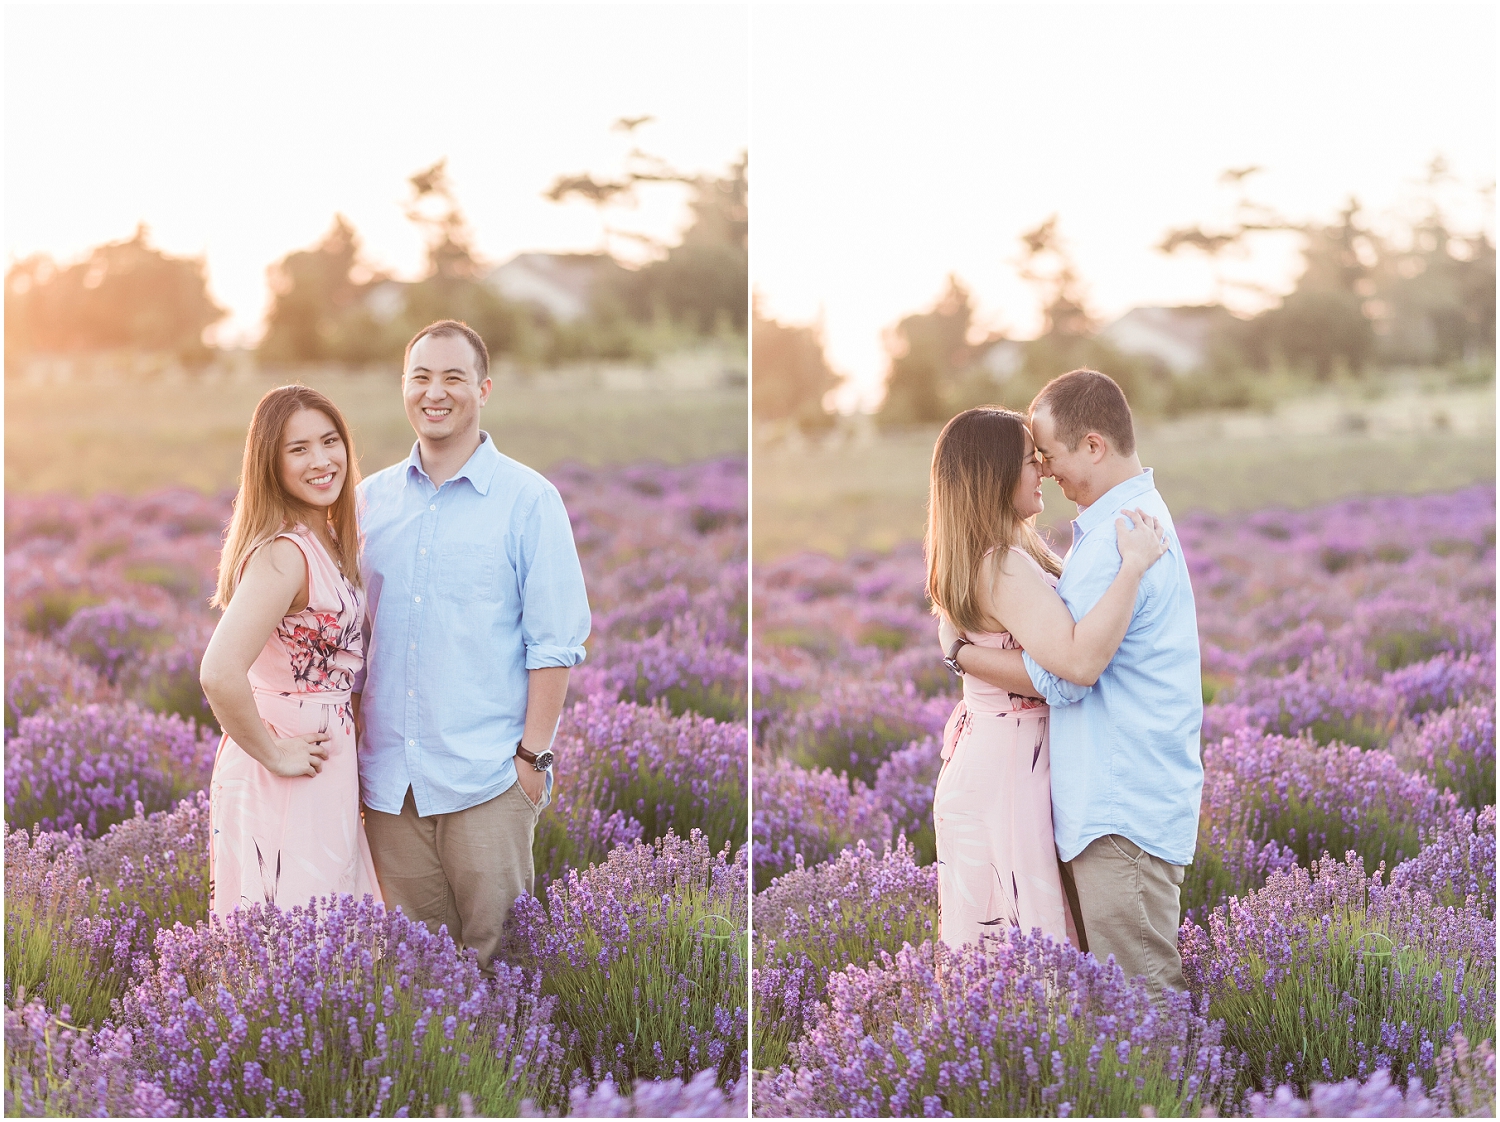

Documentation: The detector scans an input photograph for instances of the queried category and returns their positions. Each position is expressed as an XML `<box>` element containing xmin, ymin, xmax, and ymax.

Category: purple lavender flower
<box><xmin>54</xmin><ymin>602</ymin><xmax>169</xmax><ymax>685</ymax></box>
<box><xmin>870</xmin><ymin>737</ymin><xmax>942</xmax><ymax>865</ymax></box>
<box><xmin>1389</xmin><ymin>700</ymin><xmax>1497</xmax><ymax>811</ymax></box>
<box><xmin>751</xmin><ymin>757</ymin><xmax>891</xmax><ymax>890</ymax></box>
<box><xmin>1390</xmin><ymin>803</ymin><xmax>1497</xmax><ymax>919</ymax></box>
<box><xmin>3</xmin><ymin>997</ymin><xmax>179</xmax><ymax>1117</ymax></box>
<box><xmin>1188</xmin><ymin>727</ymin><xmax>1445</xmax><ymax>920</ymax></box>
<box><xmin>1247</xmin><ymin>1066</ymin><xmax>1438</xmax><ymax>1117</ymax></box>
<box><xmin>757</xmin><ymin>929</ymin><xmax>1236</xmax><ymax>1118</ymax></box>
<box><xmin>120</xmin><ymin>895</ymin><xmax>563</xmax><ymax>1116</ymax></box>
<box><xmin>4</xmin><ymin>633</ymin><xmax>118</xmax><ymax>733</ymax></box>
<box><xmin>1181</xmin><ymin>853</ymin><xmax>1495</xmax><ymax>1097</ymax></box>
<box><xmin>1246</xmin><ymin>1034</ymin><xmax>1495</xmax><ymax>1118</ymax></box>
<box><xmin>5</xmin><ymin>824</ymin><xmax>147</xmax><ymax>1026</ymax></box>
<box><xmin>83</xmin><ymin>790</ymin><xmax>212</xmax><ymax>932</ymax></box>
<box><xmin>753</xmin><ymin>837</ymin><xmax>937</xmax><ymax>1074</ymax></box>
<box><xmin>509</xmin><ymin>830</ymin><xmax>747</xmax><ymax>1096</ymax></box>
<box><xmin>5</xmin><ymin>701</ymin><xmax>217</xmax><ymax>838</ymax></box>
<box><xmin>522</xmin><ymin>1068</ymin><xmax>747</xmax><ymax>1117</ymax></box>
<box><xmin>535</xmin><ymin>697</ymin><xmax>747</xmax><ymax>887</ymax></box>
<box><xmin>1432</xmin><ymin>1032</ymin><xmax>1496</xmax><ymax>1118</ymax></box>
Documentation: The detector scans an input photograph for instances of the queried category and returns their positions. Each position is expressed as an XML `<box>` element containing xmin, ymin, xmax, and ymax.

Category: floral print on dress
<box><xmin>279</xmin><ymin>607</ymin><xmax>361</xmax><ymax>692</ymax></box>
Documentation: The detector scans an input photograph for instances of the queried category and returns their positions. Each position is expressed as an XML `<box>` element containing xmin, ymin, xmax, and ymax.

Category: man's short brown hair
<box><xmin>1031</xmin><ymin>368</ymin><xmax>1136</xmax><ymax>456</ymax></box>
<box><xmin>404</xmin><ymin>319</ymin><xmax>490</xmax><ymax>381</ymax></box>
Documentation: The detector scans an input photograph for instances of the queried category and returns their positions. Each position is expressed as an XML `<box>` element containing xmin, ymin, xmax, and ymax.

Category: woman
<box><xmin>926</xmin><ymin>406</ymin><xmax>1164</xmax><ymax>950</ymax></box>
<box><xmin>200</xmin><ymin>385</ymin><xmax>381</xmax><ymax>917</ymax></box>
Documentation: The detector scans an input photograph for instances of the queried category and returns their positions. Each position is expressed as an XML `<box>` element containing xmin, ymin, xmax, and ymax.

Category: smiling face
<box><xmin>403</xmin><ymin>332</ymin><xmax>492</xmax><ymax>446</ymax></box>
<box><xmin>1030</xmin><ymin>405</ymin><xmax>1098</xmax><ymax>506</ymax></box>
<box><xmin>278</xmin><ymin>407</ymin><xmax>348</xmax><ymax>511</ymax></box>
<box><xmin>1012</xmin><ymin>429</ymin><xmax>1045</xmax><ymax>518</ymax></box>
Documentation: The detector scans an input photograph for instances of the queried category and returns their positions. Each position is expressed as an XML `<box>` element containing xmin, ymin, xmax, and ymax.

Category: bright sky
<box><xmin>751</xmin><ymin>3</ymin><xmax>1496</xmax><ymax>410</ymax></box>
<box><xmin>5</xmin><ymin>3</ymin><xmax>749</xmax><ymax>345</ymax></box>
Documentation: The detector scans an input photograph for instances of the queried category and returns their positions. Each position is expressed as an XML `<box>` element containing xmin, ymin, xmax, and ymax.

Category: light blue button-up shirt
<box><xmin>354</xmin><ymin>433</ymin><xmax>590</xmax><ymax>816</ymax></box>
<box><xmin>1023</xmin><ymin>468</ymin><xmax>1203</xmax><ymax>867</ymax></box>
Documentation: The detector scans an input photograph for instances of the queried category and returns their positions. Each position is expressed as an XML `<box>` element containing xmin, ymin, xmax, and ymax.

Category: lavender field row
<box><xmin>751</xmin><ymin>485</ymin><xmax>1496</xmax><ymax>1117</ymax></box>
<box><xmin>3</xmin><ymin>457</ymin><xmax>750</xmax><ymax>1117</ymax></box>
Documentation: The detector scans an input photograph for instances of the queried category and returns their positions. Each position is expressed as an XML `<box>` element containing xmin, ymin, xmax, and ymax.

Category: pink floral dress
<box><xmin>933</xmin><ymin>546</ymin><xmax>1080</xmax><ymax>951</ymax></box>
<box><xmin>209</xmin><ymin>529</ymin><xmax>381</xmax><ymax>917</ymax></box>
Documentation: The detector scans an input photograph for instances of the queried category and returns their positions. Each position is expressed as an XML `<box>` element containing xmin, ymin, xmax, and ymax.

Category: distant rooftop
<box><xmin>1099</xmin><ymin>305</ymin><xmax>1238</xmax><ymax>375</ymax></box>
<box><xmin>486</xmin><ymin>252</ymin><xmax>624</xmax><ymax>322</ymax></box>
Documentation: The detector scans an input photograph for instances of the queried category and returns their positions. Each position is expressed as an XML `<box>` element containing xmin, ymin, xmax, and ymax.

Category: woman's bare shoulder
<box><xmin>242</xmin><ymin>535</ymin><xmax>308</xmax><ymax>585</ymax></box>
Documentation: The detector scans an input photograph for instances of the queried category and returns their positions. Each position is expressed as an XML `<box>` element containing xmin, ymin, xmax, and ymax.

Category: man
<box><xmin>943</xmin><ymin>369</ymin><xmax>1202</xmax><ymax>995</ymax></box>
<box><xmin>353</xmin><ymin>319</ymin><xmax>590</xmax><ymax>972</ymax></box>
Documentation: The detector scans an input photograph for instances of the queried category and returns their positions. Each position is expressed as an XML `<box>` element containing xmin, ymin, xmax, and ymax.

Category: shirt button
<box><xmin>409</xmin><ymin>643</ymin><xmax>416</xmax><ymax>650</ymax></box>
<box><xmin>414</xmin><ymin>595</ymin><xmax>421</xmax><ymax>603</ymax></box>
<box><xmin>407</xmin><ymin>690</ymin><xmax>414</xmax><ymax>697</ymax></box>
<box><xmin>430</xmin><ymin>504</ymin><xmax>436</xmax><ymax>511</ymax></box>
<box><xmin>419</xmin><ymin>548</ymin><xmax>427</xmax><ymax>555</ymax></box>
<box><xmin>408</xmin><ymin>739</ymin><xmax>415</xmax><ymax>747</ymax></box>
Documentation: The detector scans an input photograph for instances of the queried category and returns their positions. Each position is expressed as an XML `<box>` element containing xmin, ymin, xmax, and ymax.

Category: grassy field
<box><xmin>753</xmin><ymin>384</ymin><xmax>1496</xmax><ymax>560</ymax></box>
<box><xmin>5</xmin><ymin>369</ymin><xmax>748</xmax><ymax>496</ymax></box>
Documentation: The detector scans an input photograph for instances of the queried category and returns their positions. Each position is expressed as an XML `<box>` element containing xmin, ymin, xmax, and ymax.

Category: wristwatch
<box><xmin>515</xmin><ymin>742</ymin><xmax>554</xmax><ymax>772</ymax></box>
<box><xmin>943</xmin><ymin>635</ymin><xmax>972</xmax><ymax>676</ymax></box>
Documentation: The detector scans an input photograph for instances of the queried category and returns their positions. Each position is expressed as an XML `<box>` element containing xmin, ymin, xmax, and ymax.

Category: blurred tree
<box><xmin>628</xmin><ymin>155</ymin><xmax>748</xmax><ymax>335</ymax></box>
<box><xmin>259</xmin><ymin>215</ymin><xmax>389</xmax><ymax>364</ymax></box>
<box><xmin>1378</xmin><ymin>162</ymin><xmax>1495</xmax><ymax>367</ymax></box>
<box><xmin>258</xmin><ymin>166</ymin><xmax>542</xmax><ymax>367</ymax></box>
<box><xmin>752</xmin><ymin>303</ymin><xmax>840</xmax><ymax>430</ymax></box>
<box><xmin>5</xmin><ymin>225</ymin><xmax>225</xmax><ymax>362</ymax></box>
<box><xmin>879</xmin><ymin>275</ymin><xmax>975</xmax><ymax>425</ymax></box>
<box><xmin>1160</xmin><ymin>162</ymin><xmax>1493</xmax><ymax>378</ymax></box>
<box><xmin>405</xmin><ymin>159</ymin><xmax>483</xmax><ymax>282</ymax></box>
<box><xmin>547</xmin><ymin>126</ymin><xmax>748</xmax><ymax>339</ymax></box>
<box><xmin>1018</xmin><ymin>216</ymin><xmax>1096</xmax><ymax>338</ymax></box>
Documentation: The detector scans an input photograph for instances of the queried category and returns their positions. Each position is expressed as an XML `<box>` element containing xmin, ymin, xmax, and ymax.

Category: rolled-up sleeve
<box><xmin>516</xmin><ymin>485</ymin><xmax>591</xmax><ymax>669</ymax></box>
<box><xmin>1023</xmin><ymin>652</ymin><xmax>1092</xmax><ymax>707</ymax></box>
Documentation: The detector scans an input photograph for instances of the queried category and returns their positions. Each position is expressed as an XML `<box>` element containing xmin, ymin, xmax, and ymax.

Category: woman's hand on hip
<box><xmin>268</xmin><ymin>732</ymin><xmax>331</xmax><ymax>778</ymax></box>
<box><xmin>1115</xmin><ymin>508</ymin><xmax>1168</xmax><ymax>575</ymax></box>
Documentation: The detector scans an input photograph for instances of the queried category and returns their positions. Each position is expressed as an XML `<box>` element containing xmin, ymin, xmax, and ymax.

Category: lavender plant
<box><xmin>82</xmin><ymin>791</ymin><xmax>212</xmax><ymax>933</ymax></box>
<box><xmin>535</xmin><ymin>698</ymin><xmax>747</xmax><ymax>887</ymax></box>
<box><xmin>757</xmin><ymin>929</ymin><xmax>1236</xmax><ymax>1118</ymax></box>
<box><xmin>5</xmin><ymin>701</ymin><xmax>217</xmax><ymax>838</ymax></box>
<box><xmin>767</xmin><ymin>681</ymin><xmax>948</xmax><ymax>787</ymax></box>
<box><xmin>4</xmin><ymin>826</ymin><xmax>145</xmax><ymax>1027</ymax></box>
<box><xmin>1390</xmin><ymin>803</ymin><xmax>1497</xmax><ymax>919</ymax></box>
<box><xmin>751</xmin><ymin>757</ymin><xmax>891</xmax><ymax>891</ymax></box>
<box><xmin>522</xmin><ymin>1068</ymin><xmax>748</xmax><ymax>1117</ymax></box>
<box><xmin>1246</xmin><ymin>1034</ymin><xmax>1494</xmax><ymax>1118</ymax></box>
<box><xmin>3</xmin><ymin>997</ymin><xmax>179</xmax><ymax>1117</ymax></box>
<box><xmin>3</xmin><ymin>634</ymin><xmax>117</xmax><ymax>734</ymax></box>
<box><xmin>1390</xmin><ymin>701</ymin><xmax>1497</xmax><ymax>811</ymax></box>
<box><xmin>870</xmin><ymin>738</ymin><xmax>941</xmax><ymax>865</ymax></box>
<box><xmin>1180</xmin><ymin>853</ymin><xmax>1496</xmax><ymax>1097</ymax></box>
<box><xmin>509</xmin><ymin>830</ymin><xmax>748</xmax><ymax>1098</ymax></box>
<box><xmin>752</xmin><ymin>838</ymin><xmax>937</xmax><ymax>1075</ymax></box>
<box><xmin>1186</xmin><ymin>728</ymin><xmax>1445</xmax><ymax>919</ymax></box>
<box><xmin>119</xmin><ymin>895</ymin><xmax>563</xmax><ymax>1116</ymax></box>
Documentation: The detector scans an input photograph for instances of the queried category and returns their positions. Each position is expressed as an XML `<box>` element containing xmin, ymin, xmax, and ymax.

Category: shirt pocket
<box><xmin>442</xmin><ymin>542</ymin><xmax>496</xmax><ymax>604</ymax></box>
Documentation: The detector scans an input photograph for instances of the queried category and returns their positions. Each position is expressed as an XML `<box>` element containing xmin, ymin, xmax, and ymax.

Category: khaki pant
<box><xmin>363</xmin><ymin>781</ymin><xmax>542</xmax><ymax>972</ymax></box>
<box><xmin>1066</xmin><ymin>833</ymin><xmax>1186</xmax><ymax>996</ymax></box>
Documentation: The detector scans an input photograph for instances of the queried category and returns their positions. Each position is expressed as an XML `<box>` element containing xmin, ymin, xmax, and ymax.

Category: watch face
<box><xmin>534</xmin><ymin>750</ymin><xmax>555</xmax><ymax>771</ymax></box>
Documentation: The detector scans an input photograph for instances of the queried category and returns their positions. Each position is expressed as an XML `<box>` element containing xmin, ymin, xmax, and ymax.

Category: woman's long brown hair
<box><xmin>212</xmin><ymin>385</ymin><xmax>362</xmax><ymax>608</ymax></box>
<box><xmin>925</xmin><ymin>406</ymin><xmax>1062</xmax><ymax>634</ymax></box>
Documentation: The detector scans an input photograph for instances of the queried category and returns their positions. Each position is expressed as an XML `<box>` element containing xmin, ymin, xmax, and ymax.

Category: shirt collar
<box><xmin>1073</xmin><ymin>468</ymin><xmax>1156</xmax><ymax>536</ymax></box>
<box><xmin>402</xmin><ymin>431</ymin><xmax>502</xmax><ymax>496</ymax></box>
